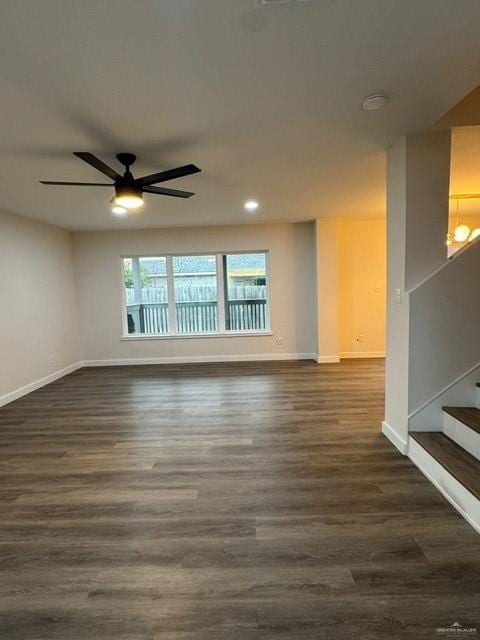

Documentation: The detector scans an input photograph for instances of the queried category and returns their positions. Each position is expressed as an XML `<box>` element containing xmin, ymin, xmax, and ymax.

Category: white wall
<box><xmin>409</xmin><ymin>364</ymin><xmax>480</xmax><ymax>431</ymax></box>
<box><xmin>0</xmin><ymin>210</ymin><xmax>81</xmax><ymax>403</ymax></box>
<box><xmin>404</xmin><ymin>131</ymin><xmax>451</xmax><ymax>291</ymax></box>
<box><xmin>337</xmin><ymin>219</ymin><xmax>386</xmax><ymax>358</ymax></box>
<box><xmin>384</xmin><ymin>136</ymin><xmax>410</xmax><ymax>451</ymax></box>
<box><xmin>72</xmin><ymin>222</ymin><xmax>317</xmax><ymax>363</ymax></box>
<box><xmin>408</xmin><ymin>238</ymin><xmax>480</xmax><ymax>413</ymax></box>
<box><xmin>384</xmin><ymin>131</ymin><xmax>464</xmax><ymax>453</ymax></box>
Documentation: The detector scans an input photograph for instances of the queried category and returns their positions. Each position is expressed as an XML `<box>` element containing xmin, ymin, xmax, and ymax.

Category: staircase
<box><xmin>384</xmin><ymin>133</ymin><xmax>480</xmax><ymax>533</ymax></box>
<box><xmin>409</xmin><ymin>382</ymin><xmax>480</xmax><ymax>532</ymax></box>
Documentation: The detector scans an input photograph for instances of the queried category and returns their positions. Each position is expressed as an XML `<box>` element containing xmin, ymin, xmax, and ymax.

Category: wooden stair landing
<box><xmin>410</xmin><ymin>432</ymin><xmax>480</xmax><ymax>501</ymax></box>
<box><xmin>442</xmin><ymin>406</ymin><xmax>480</xmax><ymax>435</ymax></box>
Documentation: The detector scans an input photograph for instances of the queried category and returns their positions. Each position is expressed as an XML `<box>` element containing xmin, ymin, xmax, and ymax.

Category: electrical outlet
<box><xmin>395</xmin><ymin>288</ymin><xmax>402</xmax><ymax>304</ymax></box>
<box><xmin>275</xmin><ymin>336</ymin><xmax>283</xmax><ymax>345</ymax></box>
<box><xmin>356</xmin><ymin>335</ymin><xmax>365</xmax><ymax>343</ymax></box>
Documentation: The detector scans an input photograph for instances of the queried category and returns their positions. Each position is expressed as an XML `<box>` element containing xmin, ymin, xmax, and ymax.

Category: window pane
<box><xmin>224</xmin><ymin>252</ymin><xmax>268</xmax><ymax>331</ymax></box>
<box><xmin>173</xmin><ymin>255</ymin><xmax>218</xmax><ymax>333</ymax></box>
<box><xmin>123</xmin><ymin>257</ymin><xmax>169</xmax><ymax>334</ymax></box>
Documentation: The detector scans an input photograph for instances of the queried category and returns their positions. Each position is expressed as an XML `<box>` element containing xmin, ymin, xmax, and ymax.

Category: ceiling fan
<box><xmin>40</xmin><ymin>152</ymin><xmax>201</xmax><ymax>209</ymax></box>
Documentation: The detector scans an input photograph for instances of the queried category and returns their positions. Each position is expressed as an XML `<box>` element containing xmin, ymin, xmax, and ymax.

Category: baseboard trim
<box><xmin>0</xmin><ymin>355</ymin><xmax>318</xmax><ymax>406</ymax></box>
<box><xmin>314</xmin><ymin>354</ymin><xmax>340</xmax><ymax>364</ymax></box>
<box><xmin>83</xmin><ymin>353</ymin><xmax>317</xmax><ymax>367</ymax></box>
<box><xmin>409</xmin><ymin>436</ymin><xmax>480</xmax><ymax>534</ymax></box>
<box><xmin>381</xmin><ymin>421</ymin><xmax>409</xmax><ymax>455</ymax></box>
<box><xmin>339</xmin><ymin>351</ymin><xmax>385</xmax><ymax>359</ymax></box>
<box><xmin>0</xmin><ymin>361</ymin><xmax>83</xmax><ymax>408</ymax></box>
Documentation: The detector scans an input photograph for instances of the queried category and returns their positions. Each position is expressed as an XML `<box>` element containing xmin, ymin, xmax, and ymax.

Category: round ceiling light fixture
<box><xmin>362</xmin><ymin>93</ymin><xmax>388</xmax><ymax>111</ymax></box>
<box><xmin>244</xmin><ymin>200</ymin><xmax>259</xmax><ymax>212</ymax></box>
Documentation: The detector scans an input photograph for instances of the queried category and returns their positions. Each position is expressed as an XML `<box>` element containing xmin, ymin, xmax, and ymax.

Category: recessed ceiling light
<box><xmin>244</xmin><ymin>200</ymin><xmax>259</xmax><ymax>212</ymax></box>
<box><xmin>362</xmin><ymin>93</ymin><xmax>388</xmax><ymax>111</ymax></box>
<box><xmin>112</xmin><ymin>206</ymin><xmax>128</xmax><ymax>216</ymax></box>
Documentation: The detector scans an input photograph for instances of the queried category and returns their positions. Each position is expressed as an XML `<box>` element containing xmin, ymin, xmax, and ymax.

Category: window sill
<box><xmin>121</xmin><ymin>331</ymin><xmax>273</xmax><ymax>341</ymax></box>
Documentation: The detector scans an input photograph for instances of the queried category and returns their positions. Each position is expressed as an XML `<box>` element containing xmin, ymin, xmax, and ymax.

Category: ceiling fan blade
<box><xmin>143</xmin><ymin>186</ymin><xmax>194</xmax><ymax>198</ymax></box>
<box><xmin>138</xmin><ymin>164</ymin><xmax>201</xmax><ymax>187</ymax></box>
<box><xmin>73</xmin><ymin>152</ymin><xmax>121</xmax><ymax>181</ymax></box>
<box><xmin>39</xmin><ymin>181</ymin><xmax>113</xmax><ymax>186</ymax></box>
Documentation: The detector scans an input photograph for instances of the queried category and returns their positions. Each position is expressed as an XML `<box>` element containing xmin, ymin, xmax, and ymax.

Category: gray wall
<box><xmin>0</xmin><ymin>210</ymin><xmax>81</xmax><ymax>401</ymax></box>
<box><xmin>72</xmin><ymin>222</ymin><xmax>317</xmax><ymax>363</ymax></box>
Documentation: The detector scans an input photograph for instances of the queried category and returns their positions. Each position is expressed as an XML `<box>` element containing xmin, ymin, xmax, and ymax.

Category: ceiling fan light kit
<box><xmin>114</xmin><ymin>183</ymin><xmax>144</xmax><ymax>209</ymax></box>
<box><xmin>40</xmin><ymin>152</ymin><xmax>201</xmax><ymax>213</ymax></box>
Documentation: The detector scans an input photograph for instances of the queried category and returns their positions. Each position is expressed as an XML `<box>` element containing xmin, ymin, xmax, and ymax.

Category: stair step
<box><xmin>442</xmin><ymin>406</ymin><xmax>480</xmax><ymax>434</ymax></box>
<box><xmin>410</xmin><ymin>432</ymin><xmax>480</xmax><ymax>501</ymax></box>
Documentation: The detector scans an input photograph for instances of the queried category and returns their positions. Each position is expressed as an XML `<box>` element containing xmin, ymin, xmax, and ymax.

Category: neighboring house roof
<box><xmin>139</xmin><ymin>258</ymin><xmax>167</xmax><ymax>275</ymax></box>
<box><xmin>140</xmin><ymin>254</ymin><xmax>266</xmax><ymax>275</ymax></box>
<box><xmin>227</xmin><ymin>254</ymin><xmax>266</xmax><ymax>271</ymax></box>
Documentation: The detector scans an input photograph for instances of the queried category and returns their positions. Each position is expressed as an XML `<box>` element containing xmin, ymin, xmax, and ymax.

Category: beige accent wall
<box><xmin>314</xmin><ymin>219</ymin><xmax>339</xmax><ymax>361</ymax></box>
<box><xmin>337</xmin><ymin>219</ymin><xmax>386</xmax><ymax>358</ymax></box>
<box><xmin>0</xmin><ymin>210</ymin><xmax>81</xmax><ymax>402</ymax></box>
<box><xmin>72</xmin><ymin>222</ymin><xmax>317</xmax><ymax>363</ymax></box>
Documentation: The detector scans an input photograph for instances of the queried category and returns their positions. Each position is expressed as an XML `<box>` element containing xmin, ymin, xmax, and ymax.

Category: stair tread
<box><xmin>411</xmin><ymin>432</ymin><xmax>480</xmax><ymax>500</ymax></box>
<box><xmin>442</xmin><ymin>406</ymin><xmax>480</xmax><ymax>434</ymax></box>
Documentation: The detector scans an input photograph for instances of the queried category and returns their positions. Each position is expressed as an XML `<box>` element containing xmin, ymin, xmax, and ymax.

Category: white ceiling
<box><xmin>0</xmin><ymin>0</ymin><xmax>480</xmax><ymax>230</ymax></box>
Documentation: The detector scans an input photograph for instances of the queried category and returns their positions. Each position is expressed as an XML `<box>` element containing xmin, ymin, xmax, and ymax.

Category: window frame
<box><xmin>120</xmin><ymin>250</ymin><xmax>272</xmax><ymax>339</ymax></box>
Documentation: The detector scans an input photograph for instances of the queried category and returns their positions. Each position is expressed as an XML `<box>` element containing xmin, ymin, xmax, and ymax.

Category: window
<box><xmin>224</xmin><ymin>253</ymin><xmax>268</xmax><ymax>331</ymax></box>
<box><xmin>122</xmin><ymin>251</ymin><xmax>270</xmax><ymax>337</ymax></box>
<box><xmin>123</xmin><ymin>256</ymin><xmax>169</xmax><ymax>334</ymax></box>
<box><xmin>173</xmin><ymin>255</ymin><xmax>218</xmax><ymax>333</ymax></box>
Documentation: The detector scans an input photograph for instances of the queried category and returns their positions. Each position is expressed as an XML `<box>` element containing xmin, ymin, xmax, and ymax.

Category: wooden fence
<box><xmin>226</xmin><ymin>299</ymin><xmax>267</xmax><ymax>331</ymax></box>
<box><xmin>127</xmin><ymin>299</ymin><xmax>267</xmax><ymax>334</ymax></box>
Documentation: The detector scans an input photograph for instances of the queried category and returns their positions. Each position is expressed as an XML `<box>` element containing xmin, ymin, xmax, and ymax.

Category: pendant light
<box><xmin>448</xmin><ymin>197</ymin><xmax>470</xmax><ymax>244</ymax></box>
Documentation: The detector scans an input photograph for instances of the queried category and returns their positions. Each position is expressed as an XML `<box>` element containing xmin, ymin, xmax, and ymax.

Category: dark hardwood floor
<box><xmin>0</xmin><ymin>359</ymin><xmax>479</xmax><ymax>639</ymax></box>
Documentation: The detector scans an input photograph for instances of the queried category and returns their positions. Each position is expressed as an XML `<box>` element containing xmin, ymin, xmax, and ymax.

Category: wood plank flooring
<box><xmin>0</xmin><ymin>359</ymin><xmax>479</xmax><ymax>639</ymax></box>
